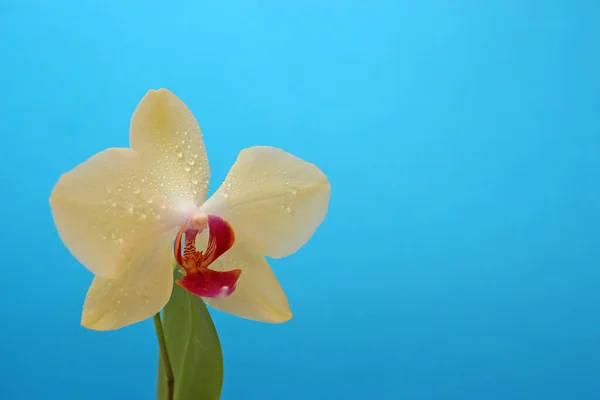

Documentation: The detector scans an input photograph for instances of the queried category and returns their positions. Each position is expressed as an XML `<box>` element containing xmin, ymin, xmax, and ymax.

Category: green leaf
<box><xmin>157</xmin><ymin>282</ymin><xmax>224</xmax><ymax>400</ymax></box>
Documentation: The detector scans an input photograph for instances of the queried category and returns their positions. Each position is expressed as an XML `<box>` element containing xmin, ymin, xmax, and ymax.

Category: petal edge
<box><xmin>50</xmin><ymin>147</ymin><xmax>176</xmax><ymax>279</ymax></box>
<box><xmin>81</xmin><ymin>230</ymin><xmax>176</xmax><ymax>331</ymax></box>
<box><xmin>202</xmin><ymin>146</ymin><xmax>330</xmax><ymax>259</ymax></box>
<box><xmin>130</xmin><ymin>89</ymin><xmax>210</xmax><ymax>211</ymax></box>
<box><xmin>204</xmin><ymin>239</ymin><xmax>292</xmax><ymax>323</ymax></box>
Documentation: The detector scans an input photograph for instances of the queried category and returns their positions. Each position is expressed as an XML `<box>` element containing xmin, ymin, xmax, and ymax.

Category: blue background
<box><xmin>2</xmin><ymin>1</ymin><xmax>599</xmax><ymax>399</ymax></box>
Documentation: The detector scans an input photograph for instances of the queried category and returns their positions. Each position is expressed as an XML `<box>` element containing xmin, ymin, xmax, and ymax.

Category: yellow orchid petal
<box><xmin>81</xmin><ymin>230</ymin><xmax>176</xmax><ymax>331</ymax></box>
<box><xmin>130</xmin><ymin>88</ymin><xmax>210</xmax><ymax>211</ymax></box>
<box><xmin>204</xmin><ymin>240</ymin><xmax>292</xmax><ymax>323</ymax></box>
<box><xmin>202</xmin><ymin>146</ymin><xmax>330</xmax><ymax>258</ymax></box>
<box><xmin>49</xmin><ymin>148</ymin><xmax>176</xmax><ymax>279</ymax></box>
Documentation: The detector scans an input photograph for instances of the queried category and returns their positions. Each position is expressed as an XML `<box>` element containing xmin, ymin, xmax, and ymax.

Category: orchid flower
<box><xmin>49</xmin><ymin>89</ymin><xmax>330</xmax><ymax>331</ymax></box>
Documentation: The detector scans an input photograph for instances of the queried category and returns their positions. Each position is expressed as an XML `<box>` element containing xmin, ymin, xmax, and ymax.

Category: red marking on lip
<box><xmin>178</xmin><ymin>268</ymin><xmax>242</xmax><ymax>299</ymax></box>
<box><xmin>173</xmin><ymin>214</ymin><xmax>241</xmax><ymax>298</ymax></box>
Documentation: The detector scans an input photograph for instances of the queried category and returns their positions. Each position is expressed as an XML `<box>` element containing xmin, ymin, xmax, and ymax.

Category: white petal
<box><xmin>202</xmin><ymin>146</ymin><xmax>330</xmax><ymax>258</ymax></box>
<box><xmin>130</xmin><ymin>89</ymin><xmax>210</xmax><ymax>211</ymax></box>
<box><xmin>81</xmin><ymin>231</ymin><xmax>176</xmax><ymax>331</ymax></box>
<box><xmin>204</xmin><ymin>240</ymin><xmax>292</xmax><ymax>323</ymax></box>
<box><xmin>49</xmin><ymin>148</ymin><xmax>178</xmax><ymax>279</ymax></box>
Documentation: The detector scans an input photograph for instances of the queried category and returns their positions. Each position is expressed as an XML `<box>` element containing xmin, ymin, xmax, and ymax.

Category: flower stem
<box><xmin>154</xmin><ymin>312</ymin><xmax>174</xmax><ymax>400</ymax></box>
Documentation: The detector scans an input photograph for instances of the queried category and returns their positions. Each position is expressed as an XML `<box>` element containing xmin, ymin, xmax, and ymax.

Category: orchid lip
<box><xmin>173</xmin><ymin>213</ymin><xmax>241</xmax><ymax>299</ymax></box>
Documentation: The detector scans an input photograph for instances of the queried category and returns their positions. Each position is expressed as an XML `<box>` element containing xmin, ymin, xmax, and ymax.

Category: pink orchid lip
<box><xmin>173</xmin><ymin>213</ymin><xmax>242</xmax><ymax>298</ymax></box>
